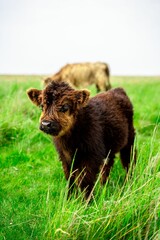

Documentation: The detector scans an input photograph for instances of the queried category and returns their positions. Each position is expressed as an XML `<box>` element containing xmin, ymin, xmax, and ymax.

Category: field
<box><xmin>0</xmin><ymin>75</ymin><xmax>160</xmax><ymax>240</ymax></box>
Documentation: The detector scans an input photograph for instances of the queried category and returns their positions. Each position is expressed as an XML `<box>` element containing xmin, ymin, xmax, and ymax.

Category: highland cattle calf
<box><xmin>27</xmin><ymin>81</ymin><xmax>136</xmax><ymax>200</ymax></box>
<box><xmin>44</xmin><ymin>62</ymin><xmax>111</xmax><ymax>92</ymax></box>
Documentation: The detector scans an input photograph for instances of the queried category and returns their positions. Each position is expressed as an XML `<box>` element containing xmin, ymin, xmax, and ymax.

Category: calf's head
<box><xmin>27</xmin><ymin>81</ymin><xmax>90</xmax><ymax>137</ymax></box>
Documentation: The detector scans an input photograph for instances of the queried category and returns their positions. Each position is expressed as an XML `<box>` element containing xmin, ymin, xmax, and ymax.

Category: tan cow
<box><xmin>44</xmin><ymin>62</ymin><xmax>111</xmax><ymax>92</ymax></box>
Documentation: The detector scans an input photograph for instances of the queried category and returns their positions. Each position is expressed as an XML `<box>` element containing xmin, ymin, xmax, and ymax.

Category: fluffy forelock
<box><xmin>43</xmin><ymin>81</ymin><xmax>74</xmax><ymax>103</ymax></box>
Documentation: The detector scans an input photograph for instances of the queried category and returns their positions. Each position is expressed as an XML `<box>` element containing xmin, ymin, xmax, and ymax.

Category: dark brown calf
<box><xmin>27</xmin><ymin>81</ymin><xmax>136</xmax><ymax>200</ymax></box>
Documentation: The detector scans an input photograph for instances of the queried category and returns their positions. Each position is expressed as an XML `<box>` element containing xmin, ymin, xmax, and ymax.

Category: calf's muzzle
<box><xmin>40</xmin><ymin>120</ymin><xmax>61</xmax><ymax>136</ymax></box>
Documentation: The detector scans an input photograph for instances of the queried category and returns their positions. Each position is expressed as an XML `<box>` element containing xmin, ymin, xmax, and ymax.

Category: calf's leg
<box><xmin>120</xmin><ymin>126</ymin><xmax>136</xmax><ymax>173</ymax></box>
<box><xmin>100</xmin><ymin>155</ymin><xmax>115</xmax><ymax>185</ymax></box>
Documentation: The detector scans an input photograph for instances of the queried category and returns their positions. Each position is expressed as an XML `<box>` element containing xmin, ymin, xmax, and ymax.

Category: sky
<box><xmin>0</xmin><ymin>0</ymin><xmax>160</xmax><ymax>75</ymax></box>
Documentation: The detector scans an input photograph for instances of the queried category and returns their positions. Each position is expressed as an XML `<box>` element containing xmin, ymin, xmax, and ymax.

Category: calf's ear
<box><xmin>75</xmin><ymin>89</ymin><xmax>90</xmax><ymax>108</ymax></box>
<box><xmin>26</xmin><ymin>88</ymin><xmax>42</xmax><ymax>106</ymax></box>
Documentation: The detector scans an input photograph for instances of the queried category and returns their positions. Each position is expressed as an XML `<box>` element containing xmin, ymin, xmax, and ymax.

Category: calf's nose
<box><xmin>40</xmin><ymin>120</ymin><xmax>61</xmax><ymax>135</ymax></box>
<box><xmin>41</xmin><ymin>120</ymin><xmax>51</xmax><ymax>127</ymax></box>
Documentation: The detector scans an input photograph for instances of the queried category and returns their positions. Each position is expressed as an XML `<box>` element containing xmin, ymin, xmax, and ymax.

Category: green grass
<box><xmin>0</xmin><ymin>75</ymin><xmax>160</xmax><ymax>240</ymax></box>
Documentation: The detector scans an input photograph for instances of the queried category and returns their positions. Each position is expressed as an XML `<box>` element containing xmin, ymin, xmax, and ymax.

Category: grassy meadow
<box><xmin>0</xmin><ymin>75</ymin><xmax>160</xmax><ymax>240</ymax></box>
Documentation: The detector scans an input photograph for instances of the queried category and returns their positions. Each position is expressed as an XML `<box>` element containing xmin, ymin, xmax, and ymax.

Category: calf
<box><xmin>44</xmin><ymin>62</ymin><xmax>111</xmax><ymax>92</ymax></box>
<box><xmin>27</xmin><ymin>81</ymin><xmax>136</xmax><ymax>200</ymax></box>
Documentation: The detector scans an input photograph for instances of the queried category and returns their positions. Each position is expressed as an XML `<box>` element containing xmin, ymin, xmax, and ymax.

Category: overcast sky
<box><xmin>0</xmin><ymin>0</ymin><xmax>160</xmax><ymax>75</ymax></box>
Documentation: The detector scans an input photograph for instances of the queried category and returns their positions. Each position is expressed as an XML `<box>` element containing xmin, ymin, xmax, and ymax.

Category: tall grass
<box><xmin>0</xmin><ymin>75</ymin><xmax>159</xmax><ymax>239</ymax></box>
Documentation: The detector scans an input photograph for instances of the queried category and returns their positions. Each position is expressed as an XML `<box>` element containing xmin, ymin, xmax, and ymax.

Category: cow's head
<box><xmin>27</xmin><ymin>81</ymin><xmax>90</xmax><ymax>137</ymax></box>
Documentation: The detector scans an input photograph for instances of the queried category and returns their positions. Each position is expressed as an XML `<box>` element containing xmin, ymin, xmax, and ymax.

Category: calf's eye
<box><xmin>59</xmin><ymin>104</ymin><xmax>69</xmax><ymax>113</ymax></box>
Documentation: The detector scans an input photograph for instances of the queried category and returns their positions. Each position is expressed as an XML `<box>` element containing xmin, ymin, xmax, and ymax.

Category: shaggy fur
<box><xmin>44</xmin><ymin>62</ymin><xmax>111</xmax><ymax>92</ymax></box>
<box><xmin>27</xmin><ymin>81</ymin><xmax>136</xmax><ymax>200</ymax></box>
